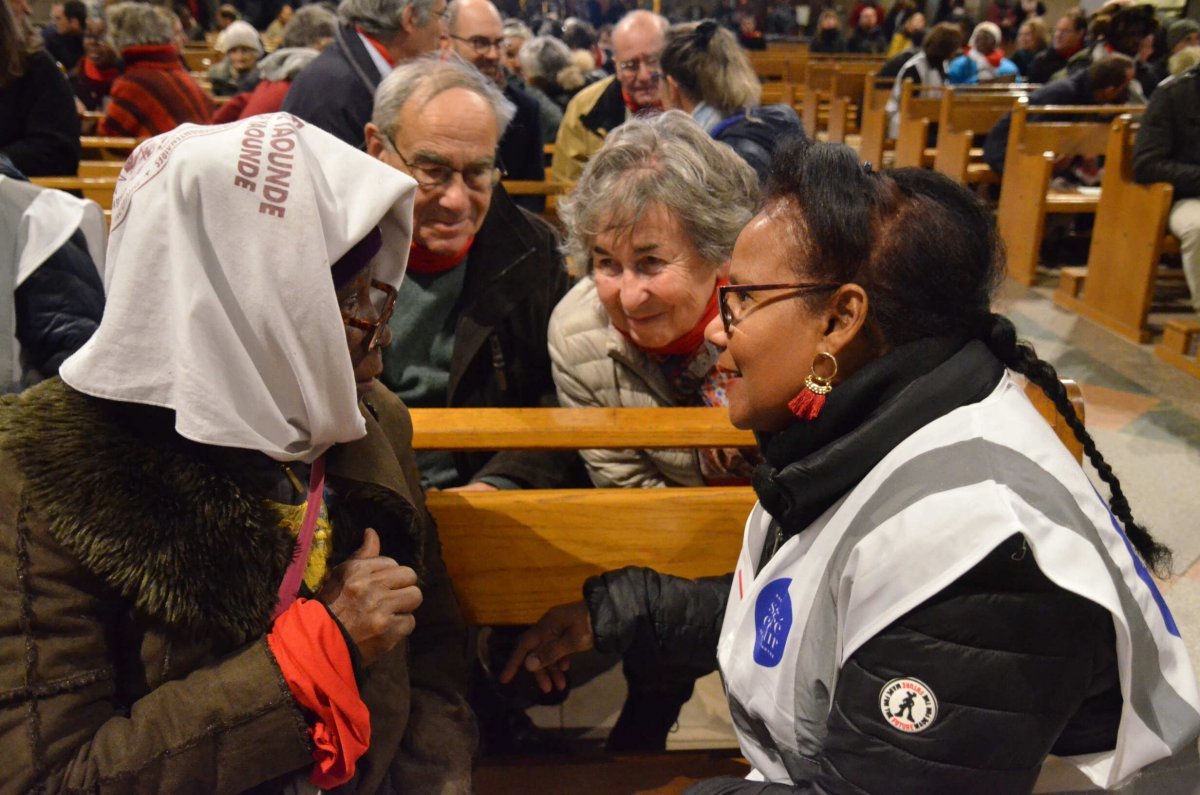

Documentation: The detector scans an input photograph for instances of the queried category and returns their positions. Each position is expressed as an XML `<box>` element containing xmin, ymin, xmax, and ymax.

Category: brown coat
<box><xmin>0</xmin><ymin>379</ymin><xmax>475</xmax><ymax>794</ymax></box>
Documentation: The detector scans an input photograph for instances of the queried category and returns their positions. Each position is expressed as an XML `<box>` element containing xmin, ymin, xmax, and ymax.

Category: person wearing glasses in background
<box><xmin>0</xmin><ymin>114</ymin><xmax>477</xmax><ymax>793</ymax></box>
<box><xmin>365</xmin><ymin>54</ymin><xmax>583</xmax><ymax>755</ymax></box>
<box><xmin>443</xmin><ymin>0</ymin><xmax>545</xmax><ymax>212</ymax></box>
<box><xmin>283</xmin><ymin>0</ymin><xmax>448</xmax><ymax>147</ymax></box>
<box><xmin>551</xmin><ymin>9</ymin><xmax>668</xmax><ymax>183</ymax></box>
<box><xmin>505</xmin><ymin>138</ymin><xmax>1200</xmax><ymax>793</ymax></box>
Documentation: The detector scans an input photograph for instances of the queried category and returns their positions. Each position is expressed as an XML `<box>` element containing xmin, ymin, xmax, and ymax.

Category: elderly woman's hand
<box><xmin>317</xmin><ymin>528</ymin><xmax>422</xmax><ymax>667</ymax></box>
<box><xmin>498</xmin><ymin>601</ymin><xmax>595</xmax><ymax>693</ymax></box>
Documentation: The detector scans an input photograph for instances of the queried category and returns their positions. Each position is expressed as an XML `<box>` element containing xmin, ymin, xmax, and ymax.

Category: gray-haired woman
<box><xmin>549</xmin><ymin>110</ymin><xmax>762</xmax><ymax>491</ymax></box>
<box><xmin>659</xmin><ymin>19</ymin><xmax>804</xmax><ymax>184</ymax></box>
<box><xmin>518</xmin><ymin>34</ymin><xmax>602</xmax><ymax>140</ymax></box>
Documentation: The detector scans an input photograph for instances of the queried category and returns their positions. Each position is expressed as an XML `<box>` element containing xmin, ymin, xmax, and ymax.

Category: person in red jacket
<box><xmin>213</xmin><ymin>5</ymin><xmax>337</xmax><ymax>123</ymax></box>
<box><xmin>98</xmin><ymin>2</ymin><xmax>212</xmax><ymax>137</ymax></box>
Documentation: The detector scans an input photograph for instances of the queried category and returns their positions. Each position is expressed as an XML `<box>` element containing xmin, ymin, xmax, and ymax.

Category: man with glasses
<box><xmin>443</xmin><ymin>0</ymin><xmax>545</xmax><ymax>211</ymax></box>
<box><xmin>1028</xmin><ymin>9</ymin><xmax>1086</xmax><ymax>85</ymax></box>
<box><xmin>551</xmin><ymin>9</ymin><xmax>668</xmax><ymax>182</ymax></box>
<box><xmin>366</xmin><ymin>54</ymin><xmax>582</xmax><ymax>755</ymax></box>
<box><xmin>283</xmin><ymin>0</ymin><xmax>447</xmax><ymax>147</ymax></box>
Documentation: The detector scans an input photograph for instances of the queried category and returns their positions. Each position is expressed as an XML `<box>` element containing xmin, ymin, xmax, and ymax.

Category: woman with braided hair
<box><xmin>505</xmin><ymin>138</ymin><xmax>1200</xmax><ymax>792</ymax></box>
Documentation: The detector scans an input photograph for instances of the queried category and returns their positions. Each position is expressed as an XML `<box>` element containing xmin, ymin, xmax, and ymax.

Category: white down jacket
<box><xmin>548</xmin><ymin>277</ymin><xmax>706</xmax><ymax>488</ymax></box>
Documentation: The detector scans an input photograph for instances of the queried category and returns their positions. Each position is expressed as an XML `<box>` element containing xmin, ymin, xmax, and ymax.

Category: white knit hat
<box><xmin>216</xmin><ymin>20</ymin><xmax>263</xmax><ymax>54</ymax></box>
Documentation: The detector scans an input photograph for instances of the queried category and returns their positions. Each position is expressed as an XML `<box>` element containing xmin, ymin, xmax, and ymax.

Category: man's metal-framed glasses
<box><xmin>451</xmin><ymin>34</ymin><xmax>505</xmax><ymax>53</ymax></box>
<box><xmin>718</xmin><ymin>282</ymin><xmax>840</xmax><ymax>335</ymax></box>
<box><xmin>616</xmin><ymin>55</ymin><xmax>662</xmax><ymax>76</ymax></box>
<box><xmin>382</xmin><ymin>132</ymin><xmax>502</xmax><ymax>193</ymax></box>
<box><xmin>342</xmin><ymin>279</ymin><xmax>398</xmax><ymax>351</ymax></box>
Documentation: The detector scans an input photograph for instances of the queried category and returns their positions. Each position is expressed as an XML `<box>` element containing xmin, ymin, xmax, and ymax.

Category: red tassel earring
<box><xmin>788</xmin><ymin>351</ymin><xmax>838</xmax><ymax>421</ymax></box>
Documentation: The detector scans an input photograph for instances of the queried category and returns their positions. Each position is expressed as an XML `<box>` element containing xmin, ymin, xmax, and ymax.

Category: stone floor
<box><xmin>528</xmin><ymin>268</ymin><xmax>1200</xmax><ymax>753</ymax></box>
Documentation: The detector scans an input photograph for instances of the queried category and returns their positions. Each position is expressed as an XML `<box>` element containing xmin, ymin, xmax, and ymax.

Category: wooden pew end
<box><xmin>1155</xmin><ymin>319</ymin><xmax>1200</xmax><ymax>379</ymax></box>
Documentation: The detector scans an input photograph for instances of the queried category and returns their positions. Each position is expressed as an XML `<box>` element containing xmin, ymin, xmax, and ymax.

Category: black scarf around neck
<box><xmin>752</xmin><ymin>337</ymin><xmax>1004</xmax><ymax>541</ymax></box>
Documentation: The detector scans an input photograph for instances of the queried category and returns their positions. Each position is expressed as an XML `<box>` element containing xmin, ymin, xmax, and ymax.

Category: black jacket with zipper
<box><xmin>441</xmin><ymin>185</ymin><xmax>584</xmax><ymax>489</ymax></box>
<box><xmin>281</xmin><ymin>24</ymin><xmax>381</xmax><ymax>148</ymax></box>
<box><xmin>1133</xmin><ymin>66</ymin><xmax>1200</xmax><ymax>200</ymax></box>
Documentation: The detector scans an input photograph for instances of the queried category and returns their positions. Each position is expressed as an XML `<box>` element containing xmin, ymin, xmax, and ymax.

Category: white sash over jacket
<box><xmin>718</xmin><ymin>374</ymin><xmax>1200</xmax><ymax>790</ymax></box>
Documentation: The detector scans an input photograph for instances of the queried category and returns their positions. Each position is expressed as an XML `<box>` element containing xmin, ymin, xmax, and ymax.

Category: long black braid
<box><xmin>765</xmin><ymin>136</ymin><xmax>1172</xmax><ymax>578</ymax></box>
<box><xmin>981</xmin><ymin>313</ymin><xmax>1172</xmax><ymax>577</ymax></box>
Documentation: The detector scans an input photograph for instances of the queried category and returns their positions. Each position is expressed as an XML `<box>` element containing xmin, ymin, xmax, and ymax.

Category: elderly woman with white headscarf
<box><xmin>947</xmin><ymin>21</ymin><xmax>1021</xmax><ymax>84</ymax></box>
<box><xmin>0</xmin><ymin>115</ymin><xmax>476</xmax><ymax>793</ymax></box>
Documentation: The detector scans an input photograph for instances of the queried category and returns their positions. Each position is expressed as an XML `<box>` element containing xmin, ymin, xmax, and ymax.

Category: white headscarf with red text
<box><xmin>60</xmin><ymin>114</ymin><xmax>416</xmax><ymax>462</ymax></box>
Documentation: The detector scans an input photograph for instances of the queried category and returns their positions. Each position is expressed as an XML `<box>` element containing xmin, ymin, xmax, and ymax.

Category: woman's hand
<box><xmin>317</xmin><ymin>528</ymin><xmax>422</xmax><ymax>667</ymax></box>
<box><xmin>499</xmin><ymin>601</ymin><xmax>595</xmax><ymax>694</ymax></box>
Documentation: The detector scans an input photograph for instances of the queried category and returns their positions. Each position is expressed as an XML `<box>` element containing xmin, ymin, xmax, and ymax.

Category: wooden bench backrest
<box><xmin>760</xmin><ymin>81</ymin><xmax>796</xmax><ymax>107</ymax></box>
<box><xmin>416</xmin><ymin>383</ymin><xmax>1084</xmax><ymax>625</ymax></box>
<box><xmin>932</xmin><ymin>88</ymin><xmax>1027</xmax><ymax>181</ymax></box>
<box><xmin>79</xmin><ymin>136</ymin><xmax>139</xmax><ymax>161</ymax></box>
<box><xmin>893</xmin><ymin>80</ymin><xmax>945</xmax><ymax>168</ymax></box>
<box><xmin>856</xmin><ymin>72</ymin><xmax>894</xmax><ymax>165</ymax></box>
<box><xmin>749</xmin><ymin>52</ymin><xmax>790</xmax><ymax>80</ymax></box>
<box><xmin>1061</xmin><ymin>115</ymin><xmax>1175</xmax><ymax>342</ymax></box>
<box><xmin>180</xmin><ymin>48</ymin><xmax>219</xmax><ymax>71</ymax></box>
<box><xmin>998</xmin><ymin>98</ymin><xmax>1146</xmax><ymax>284</ymax></box>
<box><xmin>29</xmin><ymin>176</ymin><xmax>119</xmax><ymax>209</ymax></box>
<box><xmin>825</xmin><ymin>69</ymin><xmax>871</xmax><ymax>143</ymax></box>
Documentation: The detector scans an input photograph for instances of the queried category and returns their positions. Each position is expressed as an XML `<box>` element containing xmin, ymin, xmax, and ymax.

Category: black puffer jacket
<box><xmin>713</xmin><ymin>105</ymin><xmax>806</xmax><ymax>186</ymax></box>
<box><xmin>1133</xmin><ymin>66</ymin><xmax>1200</xmax><ymax>200</ymax></box>
<box><xmin>584</xmin><ymin>339</ymin><xmax>1125</xmax><ymax>794</ymax></box>
<box><xmin>0</xmin><ymin>157</ymin><xmax>104</xmax><ymax>385</ymax></box>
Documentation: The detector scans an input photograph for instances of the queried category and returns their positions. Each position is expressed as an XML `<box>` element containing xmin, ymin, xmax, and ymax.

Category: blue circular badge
<box><xmin>753</xmin><ymin>578</ymin><xmax>793</xmax><ymax>667</ymax></box>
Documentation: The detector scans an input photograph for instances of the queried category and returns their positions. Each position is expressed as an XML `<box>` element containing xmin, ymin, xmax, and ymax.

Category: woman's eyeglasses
<box><xmin>342</xmin><ymin>279</ymin><xmax>398</xmax><ymax>351</ymax></box>
<box><xmin>718</xmin><ymin>282</ymin><xmax>840</xmax><ymax>335</ymax></box>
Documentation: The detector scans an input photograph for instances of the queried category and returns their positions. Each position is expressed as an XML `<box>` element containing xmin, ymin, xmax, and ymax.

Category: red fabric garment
<box><xmin>355</xmin><ymin>27</ymin><xmax>395</xmax><ymax>67</ymax></box>
<box><xmin>984</xmin><ymin>48</ymin><xmax>1005</xmax><ymax>68</ymax></box>
<box><xmin>407</xmin><ymin>237</ymin><xmax>474</xmax><ymax>274</ymax></box>
<box><xmin>621</xmin><ymin>86</ymin><xmax>642</xmax><ymax>113</ymax></box>
<box><xmin>99</xmin><ymin>45</ymin><xmax>213</xmax><ymax>137</ymax></box>
<box><xmin>212</xmin><ymin>92</ymin><xmax>249</xmax><ymax>123</ymax></box>
<box><xmin>238</xmin><ymin>79</ymin><xmax>292</xmax><ymax>118</ymax></box>
<box><xmin>267</xmin><ymin>598</ymin><xmax>370</xmax><ymax>789</ymax></box>
<box><xmin>617</xmin><ymin>277</ymin><xmax>723</xmax><ymax>357</ymax></box>
<box><xmin>1056</xmin><ymin>42</ymin><xmax>1083</xmax><ymax>58</ymax></box>
<box><xmin>81</xmin><ymin>56</ymin><xmax>118</xmax><ymax>83</ymax></box>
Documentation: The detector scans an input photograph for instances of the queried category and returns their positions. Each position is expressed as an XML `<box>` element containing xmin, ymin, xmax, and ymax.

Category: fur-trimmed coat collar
<box><xmin>0</xmin><ymin>379</ymin><xmax>422</xmax><ymax>641</ymax></box>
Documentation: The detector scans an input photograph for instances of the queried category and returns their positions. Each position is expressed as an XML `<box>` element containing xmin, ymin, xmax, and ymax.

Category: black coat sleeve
<box><xmin>0</xmin><ymin>51</ymin><xmax>81</xmax><ymax>178</ymax></box>
<box><xmin>499</xmin><ymin>86</ymin><xmax>547</xmax><ymax>214</ymax></box>
<box><xmin>14</xmin><ymin>228</ymin><xmax>104</xmax><ymax>378</ymax></box>
<box><xmin>983</xmin><ymin>111</ymin><xmax>1012</xmax><ymax>175</ymax></box>
<box><xmin>1132</xmin><ymin>81</ymin><xmax>1200</xmax><ymax>199</ymax></box>
<box><xmin>584</xmin><ymin>566</ymin><xmax>732</xmax><ymax>672</ymax></box>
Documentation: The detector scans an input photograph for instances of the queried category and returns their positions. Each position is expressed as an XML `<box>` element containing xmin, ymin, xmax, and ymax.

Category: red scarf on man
<box><xmin>406</xmin><ymin>237</ymin><xmax>474</xmax><ymax>275</ymax></box>
<box><xmin>356</xmin><ymin>26</ymin><xmax>395</xmax><ymax>67</ymax></box>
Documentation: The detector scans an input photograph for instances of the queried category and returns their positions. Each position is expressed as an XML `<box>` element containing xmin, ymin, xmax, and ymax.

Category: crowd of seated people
<box><xmin>4</xmin><ymin>0</ymin><xmax>1200</xmax><ymax>790</ymax></box>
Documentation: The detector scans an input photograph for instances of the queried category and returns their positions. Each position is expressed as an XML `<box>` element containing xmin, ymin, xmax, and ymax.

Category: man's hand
<box><xmin>318</xmin><ymin>528</ymin><xmax>422</xmax><ymax>667</ymax></box>
<box><xmin>499</xmin><ymin>601</ymin><xmax>595</xmax><ymax>694</ymax></box>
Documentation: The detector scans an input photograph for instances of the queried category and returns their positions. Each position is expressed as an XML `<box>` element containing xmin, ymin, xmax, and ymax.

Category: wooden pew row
<box><xmin>825</xmin><ymin>69</ymin><xmax>872</xmax><ymax>144</ymax></box>
<box><xmin>80</xmin><ymin>136</ymin><xmax>139</xmax><ymax>161</ymax></box>
<box><xmin>413</xmin><ymin>386</ymin><xmax>1083</xmax><ymax>628</ymax></box>
<box><xmin>997</xmin><ymin>98</ymin><xmax>1145</xmax><ymax>286</ymax></box>
<box><xmin>1052</xmin><ymin>115</ymin><xmax>1178</xmax><ymax>343</ymax></box>
<box><xmin>799</xmin><ymin>61</ymin><xmax>880</xmax><ymax>139</ymax></box>
<box><xmin>933</xmin><ymin>87</ymin><xmax>1039</xmax><ymax>184</ymax></box>
<box><xmin>30</xmin><ymin>176</ymin><xmax>119</xmax><ymax>209</ymax></box>
<box><xmin>854</xmin><ymin>74</ymin><xmax>895</xmax><ymax>165</ymax></box>
<box><xmin>893</xmin><ymin>82</ymin><xmax>1037</xmax><ymax>171</ymax></box>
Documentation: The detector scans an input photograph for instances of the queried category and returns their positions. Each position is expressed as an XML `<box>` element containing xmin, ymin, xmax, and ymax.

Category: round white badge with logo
<box><xmin>879</xmin><ymin>677</ymin><xmax>938</xmax><ymax>733</ymax></box>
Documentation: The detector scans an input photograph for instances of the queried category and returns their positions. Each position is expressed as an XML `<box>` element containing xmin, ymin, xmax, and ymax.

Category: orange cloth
<box><xmin>268</xmin><ymin>598</ymin><xmax>370</xmax><ymax>788</ymax></box>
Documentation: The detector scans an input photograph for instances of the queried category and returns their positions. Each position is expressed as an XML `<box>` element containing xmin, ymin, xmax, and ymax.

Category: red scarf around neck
<box><xmin>983</xmin><ymin>48</ymin><xmax>1005</xmax><ymax>68</ymax></box>
<box><xmin>407</xmin><ymin>237</ymin><xmax>474</xmax><ymax>275</ymax></box>
<box><xmin>621</xmin><ymin>87</ymin><xmax>663</xmax><ymax>114</ymax></box>
<box><xmin>82</xmin><ymin>56</ymin><xmax>118</xmax><ymax>83</ymax></box>
<box><xmin>618</xmin><ymin>278</ymin><xmax>724</xmax><ymax>357</ymax></box>
<box><xmin>356</xmin><ymin>26</ymin><xmax>395</xmax><ymax>67</ymax></box>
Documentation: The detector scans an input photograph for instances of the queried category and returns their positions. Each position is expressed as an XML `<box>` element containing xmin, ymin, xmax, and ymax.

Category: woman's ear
<box><xmin>822</xmin><ymin>283</ymin><xmax>870</xmax><ymax>355</ymax></box>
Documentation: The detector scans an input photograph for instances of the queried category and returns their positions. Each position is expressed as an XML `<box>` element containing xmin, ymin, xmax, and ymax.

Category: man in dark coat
<box><xmin>443</xmin><ymin>0</ymin><xmax>544</xmax><ymax>212</ymax></box>
<box><xmin>366</xmin><ymin>55</ymin><xmax>579</xmax><ymax>492</ymax></box>
<box><xmin>1134</xmin><ymin>64</ymin><xmax>1200</xmax><ymax>313</ymax></box>
<box><xmin>42</xmin><ymin>0</ymin><xmax>85</xmax><ymax>69</ymax></box>
<box><xmin>1028</xmin><ymin>9</ymin><xmax>1085</xmax><ymax>84</ymax></box>
<box><xmin>282</xmin><ymin>0</ymin><xmax>446</xmax><ymax>147</ymax></box>
<box><xmin>983</xmin><ymin>54</ymin><xmax>1135</xmax><ymax>175</ymax></box>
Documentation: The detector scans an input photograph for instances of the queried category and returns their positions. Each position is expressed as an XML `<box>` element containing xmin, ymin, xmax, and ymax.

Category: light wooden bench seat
<box><xmin>29</xmin><ymin>176</ymin><xmax>118</xmax><ymax>209</ymax></box>
<box><xmin>1052</xmin><ymin>115</ymin><xmax>1177</xmax><ymax>343</ymax></box>
<box><xmin>79</xmin><ymin>136</ymin><xmax>139</xmax><ymax>160</ymax></box>
<box><xmin>1155</xmin><ymin>319</ymin><xmax>1200</xmax><ymax>379</ymax></box>
<box><xmin>997</xmin><ymin>98</ymin><xmax>1145</xmax><ymax>285</ymax></box>
<box><xmin>413</xmin><ymin>388</ymin><xmax>1083</xmax><ymax>628</ymax></box>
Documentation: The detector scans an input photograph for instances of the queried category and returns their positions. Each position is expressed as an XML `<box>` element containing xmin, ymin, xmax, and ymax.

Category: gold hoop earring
<box><xmin>788</xmin><ymin>351</ymin><xmax>839</xmax><ymax>421</ymax></box>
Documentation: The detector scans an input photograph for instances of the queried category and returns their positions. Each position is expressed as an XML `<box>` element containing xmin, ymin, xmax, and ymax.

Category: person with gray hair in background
<box><xmin>500</xmin><ymin>16</ymin><xmax>529</xmax><ymax>76</ymax></box>
<box><xmin>97</xmin><ymin>2</ymin><xmax>211</xmax><ymax>137</ymax></box>
<box><xmin>282</xmin><ymin>0</ymin><xmax>447</xmax><ymax>146</ymax></box>
<box><xmin>442</xmin><ymin>0</ymin><xmax>544</xmax><ymax>211</ymax></box>
<box><xmin>213</xmin><ymin>3</ymin><xmax>337</xmax><ymax>122</ymax></box>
